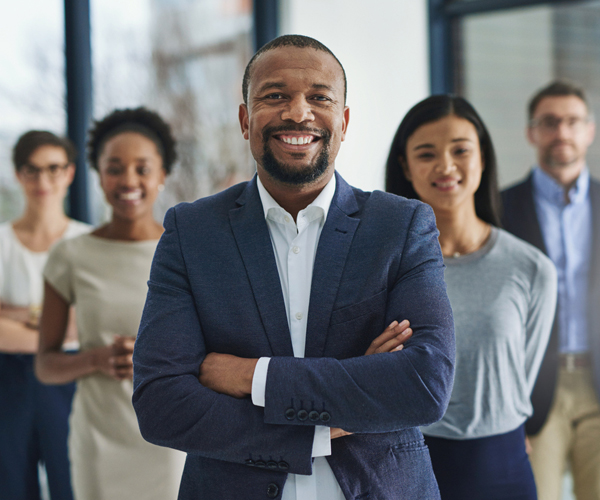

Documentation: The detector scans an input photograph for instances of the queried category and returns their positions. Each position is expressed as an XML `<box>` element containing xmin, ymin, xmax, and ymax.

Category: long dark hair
<box><xmin>385</xmin><ymin>95</ymin><xmax>502</xmax><ymax>226</ymax></box>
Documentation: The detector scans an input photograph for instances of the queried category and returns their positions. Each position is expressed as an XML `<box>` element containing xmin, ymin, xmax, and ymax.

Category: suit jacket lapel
<box><xmin>589</xmin><ymin>180</ymin><xmax>600</xmax><ymax>290</ymax></box>
<box><xmin>229</xmin><ymin>177</ymin><xmax>294</xmax><ymax>357</ymax></box>
<box><xmin>305</xmin><ymin>173</ymin><xmax>360</xmax><ymax>358</ymax></box>
<box><xmin>518</xmin><ymin>175</ymin><xmax>548</xmax><ymax>254</ymax></box>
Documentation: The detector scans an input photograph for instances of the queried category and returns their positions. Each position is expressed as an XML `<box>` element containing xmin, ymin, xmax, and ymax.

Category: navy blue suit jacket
<box><xmin>502</xmin><ymin>174</ymin><xmax>600</xmax><ymax>435</ymax></box>
<box><xmin>133</xmin><ymin>173</ymin><xmax>455</xmax><ymax>500</ymax></box>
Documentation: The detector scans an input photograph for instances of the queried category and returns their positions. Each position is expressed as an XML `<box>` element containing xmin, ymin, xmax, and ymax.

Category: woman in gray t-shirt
<box><xmin>385</xmin><ymin>95</ymin><xmax>556</xmax><ymax>500</ymax></box>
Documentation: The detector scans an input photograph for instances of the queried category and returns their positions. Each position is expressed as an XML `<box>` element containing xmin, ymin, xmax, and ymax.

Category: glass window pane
<box><xmin>91</xmin><ymin>0</ymin><xmax>253</xmax><ymax>223</ymax></box>
<box><xmin>459</xmin><ymin>1</ymin><xmax>600</xmax><ymax>187</ymax></box>
<box><xmin>0</xmin><ymin>1</ymin><xmax>65</xmax><ymax>223</ymax></box>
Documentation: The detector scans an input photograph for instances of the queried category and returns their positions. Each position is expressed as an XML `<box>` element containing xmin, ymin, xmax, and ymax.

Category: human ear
<box><xmin>340</xmin><ymin>106</ymin><xmax>350</xmax><ymax>141</ymax></box>
<box><xmin>239</xmin><ymin>104</ymin><xmax>250</xmax><ymax>140</ymax></box>
<box><xmin>65</xmin><ymin>163</ymin><xmax>76</xmax><ymax>186</ymax></box>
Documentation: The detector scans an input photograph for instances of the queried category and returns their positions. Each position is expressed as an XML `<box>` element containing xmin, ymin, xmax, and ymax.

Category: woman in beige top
<box><xmin>37</xmin><ymin>108</ymin><xmax>185</xmax><ymax>500</ymax></box>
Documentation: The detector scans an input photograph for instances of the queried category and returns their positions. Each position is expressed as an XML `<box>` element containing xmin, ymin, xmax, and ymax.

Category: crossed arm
<box><xmin>0</xmin><ymin>302</ymin><xmax>38</xmax><ymax>353</ymax></box>
<box><xmin>199</xmin><ymin>319</ymin><xmax>413</xmax><ymax>398</ymax></box>
<box><xmin>199</xmin><ymin>320</ymin><xmax>413</xmax><ymax>440</ymax></box>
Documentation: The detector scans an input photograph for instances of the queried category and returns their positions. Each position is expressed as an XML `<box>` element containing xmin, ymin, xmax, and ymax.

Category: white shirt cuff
<box><xmin>312</xmin><ymin>425</ymin><xmax>332</xmax><ymax>457</ymax></box>
<box><xmin>251</xmin><ymin>357</ymin><xmax>271</xmax><ymax>407</ymax></box>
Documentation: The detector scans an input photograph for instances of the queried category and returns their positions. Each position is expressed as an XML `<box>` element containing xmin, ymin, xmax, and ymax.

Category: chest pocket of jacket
<box><xmin>326</xmin><ymin>288</ymin><xmax>388</xmax><ymax>358</ymax></box>
<box><xmin>329</xmin><ymin>287</ymin><xmax>388</xmax><ymax>326</ymax></box>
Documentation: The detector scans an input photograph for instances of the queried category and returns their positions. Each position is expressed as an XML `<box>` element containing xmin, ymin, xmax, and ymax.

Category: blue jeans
<box><xmin>0</xmin><ymin>354</ymin><xmax>75</xmax><ymax>500</ymax></box>
<box><xmin>424</xmin><ymin>424</ymin><xmax>537</xmax><ymax>500</ymax></box>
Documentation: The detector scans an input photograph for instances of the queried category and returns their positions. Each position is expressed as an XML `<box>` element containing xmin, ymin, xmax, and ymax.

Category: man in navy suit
<box><xmin>132</xmin><ymin>35</ymin><xmax>455</xmax><ymax>500</ymax></box>
<box><xmin>502</xmin><ymin>81</ymin><xmax>600</xmax><ymax>499</ymax></box>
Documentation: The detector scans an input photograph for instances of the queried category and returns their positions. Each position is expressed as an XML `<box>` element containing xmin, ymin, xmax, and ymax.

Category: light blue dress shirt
<box><xmin>532</xmin><ymin>166</ymin><xmax>592</xmax><ymax>353</ymax></box>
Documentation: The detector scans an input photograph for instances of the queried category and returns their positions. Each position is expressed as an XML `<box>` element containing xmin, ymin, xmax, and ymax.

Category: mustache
<box><xmin>550</xmin><ymin>140</ymin><xmax>574</xmax><ymax>147</ymax></box>
<box><xmin>262</xmin><ymin>125</ymin><xmax>331</xmax><ymax>142</ymax></box>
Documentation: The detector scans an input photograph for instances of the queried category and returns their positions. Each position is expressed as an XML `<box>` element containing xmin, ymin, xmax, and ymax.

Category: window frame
<box><xmin>428</xmin><ymin>0</ymin><xmax>590</xmax><ymax>94</ymax></box>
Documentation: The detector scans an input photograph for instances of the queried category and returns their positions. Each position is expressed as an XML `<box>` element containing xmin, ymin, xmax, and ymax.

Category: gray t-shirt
<box><xmin>422</xmin><ymin>227</ymin><xmax>557</xmax><ymax>439</ymax></box>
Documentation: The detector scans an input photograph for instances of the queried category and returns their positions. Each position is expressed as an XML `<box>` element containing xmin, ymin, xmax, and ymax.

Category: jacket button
<box><xmin>245</xmin><ymin>459</ymin><xmax>254</xmax><ymax>467</ymax></box>
<box><xmin>267</xmin><ymin>460</ymin><xmax>278</xmax><ymax>470</ymax></box>
<box><xmin>255</xmin><ymin>460</ymin><xmax>266</xmax><ymax>468</ymax></box>
<box><xmin>267</xmin><ymin>483</ymin><xmax>279</xmax><ymax>498</ymax></box>
<box><xmin>319</xmin><ymin>411</ymin><xmax>331</xmax><ymax>423</ymax></box>
<box><xmin>309</xmin><ymin>410</ymin><xmax>320</xmax><ymax>422</ymax></box>
<box><xmin>297</xmin><ymin>409</ymin><xmax>308</xmax><ymax>421</ymax></box>
<box><xmin>285</xmin><ymin>408</ymin><xmax>296</xmax><ymax>420</ymax></box>
<box><xmin>278</xmin><ymin>461</ymin><xmax>289</xmax><ymax>471</ymax></box>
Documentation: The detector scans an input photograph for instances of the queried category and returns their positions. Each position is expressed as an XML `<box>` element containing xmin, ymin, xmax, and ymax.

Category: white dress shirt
<box><xmin>251</xmin><ymin>175</ymin><xmax>345</xmax><ymax>500</ymax></box>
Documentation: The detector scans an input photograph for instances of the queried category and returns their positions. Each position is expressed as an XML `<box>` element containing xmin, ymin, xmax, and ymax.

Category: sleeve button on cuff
<box><xmin>285</xmin><ymin>408</ymin><xmax>296</xmax><ymax>420</ymax></box>
<box><xmin>309</xmin><ymin>410</ymin><xmax>320</xmax><ymax>422</ymax></box>
<box><xmin>319</xmin><ymin>411</ymin><xmax>331</xmax><ymax>422</ymax></box>
<box><xmin>297</xmin><ymin>409</ymin><xmax>308</xmax><ymax>421</ymax></box>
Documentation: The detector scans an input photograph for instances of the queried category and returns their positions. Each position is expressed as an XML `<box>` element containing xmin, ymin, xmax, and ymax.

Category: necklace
<box><xmin>448</xmin><ymin>224</ymin><xmax>491</xmax><ymax>258</ymax></box>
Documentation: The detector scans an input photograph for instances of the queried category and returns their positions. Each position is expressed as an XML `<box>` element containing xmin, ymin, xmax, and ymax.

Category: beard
<box><xmin>260</xmin><ymin>125</ymin><xmax>331</xmax><ymax>186</ymax></box>
<box><xmin>543</xmin><ymin>140</ymin><xmax>579</xmax><ymax>168</ymax></box>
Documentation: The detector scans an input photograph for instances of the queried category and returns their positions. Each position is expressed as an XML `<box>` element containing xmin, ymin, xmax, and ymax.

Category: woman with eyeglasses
<box><xmin>385</xmin><ymin>95</ymin><xmax>557</xmax><ymax>499</ymax></box>
<box><xmin>0</xmin><ymin>131</ymin><xmax>90</xmax><ymax>499</ymax></box>
<box><xmin>36</xmin><ymin>108</ymin><xmax>185</xmax><ymax>500</ymax></box>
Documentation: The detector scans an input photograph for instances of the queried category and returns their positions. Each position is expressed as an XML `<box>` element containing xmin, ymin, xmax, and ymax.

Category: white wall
<box><xmin>280</xmin><ymin>0</ymin><xmax>430</xmax><ymax>192</ymax></box>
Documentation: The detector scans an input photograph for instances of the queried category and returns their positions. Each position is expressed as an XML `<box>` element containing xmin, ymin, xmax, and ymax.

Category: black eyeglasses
<box><xmin>19</xmin><ymin>163</ymin><xmax>70</xmax><ymax>180</ymax></box>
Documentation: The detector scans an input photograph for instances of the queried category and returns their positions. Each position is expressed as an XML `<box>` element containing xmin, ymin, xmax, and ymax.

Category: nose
<box><xmin>121</xmin><ymin>166</ymin><xmax>139</xmax><ymax>187</ymax></box>
<box><xmin>555</xmin><ymin>120</ymin><xmax>572</xmax><ymax>139</ymax></box>
<box><xmin>35</xmin><ymin>169</ymin><xmax>53</xmax><ymax>188</ymax></box>
<box><xmin>436</xmin><ymin>152</ymin><xmax>456</xmax><ymax>173</ymax></box>
<box><xmin>281</xmin><ymin>95</ymin><xmax>314</xmax><ymax>123</ymax></box>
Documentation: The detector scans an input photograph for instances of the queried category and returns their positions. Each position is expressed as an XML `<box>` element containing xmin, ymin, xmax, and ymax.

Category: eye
<box><xmin>105</xmin><ymin>165</ymin><xmax>122</xmax><ymax>176</ymax></box>
<box><xmin>137</xmin><ymin>165</ymin><xmax>151</xmax><ymax>176</ymax></box>
<box><xmin>417</xmin><ymin>152</ymin><xmax>435</xmax><ymax>160</ymax></box>
<box><xmin>454</xmin><ymin>147</ymin><xmax>470</xmax><ymax>155</ymax></box>
<box><xmin>21</xmin><ymin>165</ymin><xmax>37</xmax><ymax>176</ymax></box>
<box><xmin>47</xmin><ymin>164</ymin><xmax>60</xmax><ymax>175</ymax></box>
<box><xmin>265</xmin><ymin>93</ymin><xmax>285</xmax><ymax>100</ymax></box>
<box><xmin>312</xmin><ymin>95</ymin><xmax>332</xmax><ymax>102</ymax></box>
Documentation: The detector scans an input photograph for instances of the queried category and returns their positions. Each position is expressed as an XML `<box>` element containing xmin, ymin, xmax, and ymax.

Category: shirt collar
<box><xmin>256</xmin><ymin>173</ymin><xmax>337</xmax><ymax>221</ymax></box>
<box><xmin>532</xmin><ymin>165</ymin><xmax>589</xmax><ymax>206</ymax></box>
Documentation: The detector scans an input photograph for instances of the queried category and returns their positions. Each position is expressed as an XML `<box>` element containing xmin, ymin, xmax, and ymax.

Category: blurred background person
<box><xmin>36</xmin><ymin>108</ymin><xmax>185</xmax><ymax>500</ymax></box>
<box><xmin>503</xmin><ymin>81</ymin><xmax>600</xmax><ymax>500</ymax></box>
<box><xmin>0</xmin><ymin>130</ymin><xmax>90</xmax><ymax>500</ymax></box>
<box><xmin>386</xmin><ymin>95</ymin><xmax>557</xmax><ymax>499</ymax></box>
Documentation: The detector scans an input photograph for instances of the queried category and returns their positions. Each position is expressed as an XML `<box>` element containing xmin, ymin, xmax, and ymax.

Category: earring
<box><xmin>158</xmin><ymin>184</ymin><xmax>165</xmax><ymax>192</ymax></box>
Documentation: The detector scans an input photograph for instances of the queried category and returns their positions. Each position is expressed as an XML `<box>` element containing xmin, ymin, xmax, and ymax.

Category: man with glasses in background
<box><xmin>503</xmin><ymin>81</ymin><xmax>600</xmax><ymax>500</ymax></box>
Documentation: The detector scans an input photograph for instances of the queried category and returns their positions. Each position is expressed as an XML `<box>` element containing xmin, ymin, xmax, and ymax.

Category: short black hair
<box><xmin>385</xmin><ymin>94</ymin><xmax>502</xmax><ymax>227</ymax></box>
<box><xmin>87</xmin><ymin>107</ymin><xmax>177</xmax><ymax>174</ymax></box>
<box><xmin>12</xmin><ymin>130</ymin><xmax>76</xmax><ymax>171</ymax></box>
<box><xmin>242</xmin><ymin>34</ymin><xmax>347</xmax><ymax>105</ymax></box>
<box><xmin>528</xmin><ymin>80</ymin><xmax>590</xmax><ymax>121</ymax></box>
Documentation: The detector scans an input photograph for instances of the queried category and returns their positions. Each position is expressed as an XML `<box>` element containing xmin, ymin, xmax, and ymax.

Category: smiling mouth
<box><xmin>117</xmin><ymin>191</ymin><xmax>142</xmax><ymax>201</ymax></box>
<box><xmin>274</xmin><ymin>134</ymin><xmax>319</xmax><ymax>146</ymax></box>
<box><xmin>432</xmin><ymin>179</ymin><xmax>461</xmax><ymax>189</ymax></box>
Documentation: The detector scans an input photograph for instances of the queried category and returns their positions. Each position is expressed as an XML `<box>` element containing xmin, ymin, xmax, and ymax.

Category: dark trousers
<box><xmin>0</xmin><ymin>354</ymin><xmax>75</xmax><ymax>500</ymax></box>
<box><xmin>424</xmin><ymin>424</ymin><xmax>537</xmax><ymax>500</ymax></box>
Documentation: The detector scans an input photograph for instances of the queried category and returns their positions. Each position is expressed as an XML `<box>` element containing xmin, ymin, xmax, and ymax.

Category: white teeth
<box><xmin>119</xmin><ymin>191</ymin><xmax>142</xmax><ymax>200</ymax></box>
<box><xmin>281</xmin><ymin>136</ymin><xmax>313</xmax><ymax>145</ymax></box>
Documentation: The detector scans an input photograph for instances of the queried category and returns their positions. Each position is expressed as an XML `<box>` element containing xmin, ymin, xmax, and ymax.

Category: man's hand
<box><xmin>365</xmin><ymin>320</ymin><xmax>412</xmax><ymax>355</ymax></box>
<box><xmin>199</xmin><ymin>353</ymin><xmax>258</xmax><ymax>398</ymax></box>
